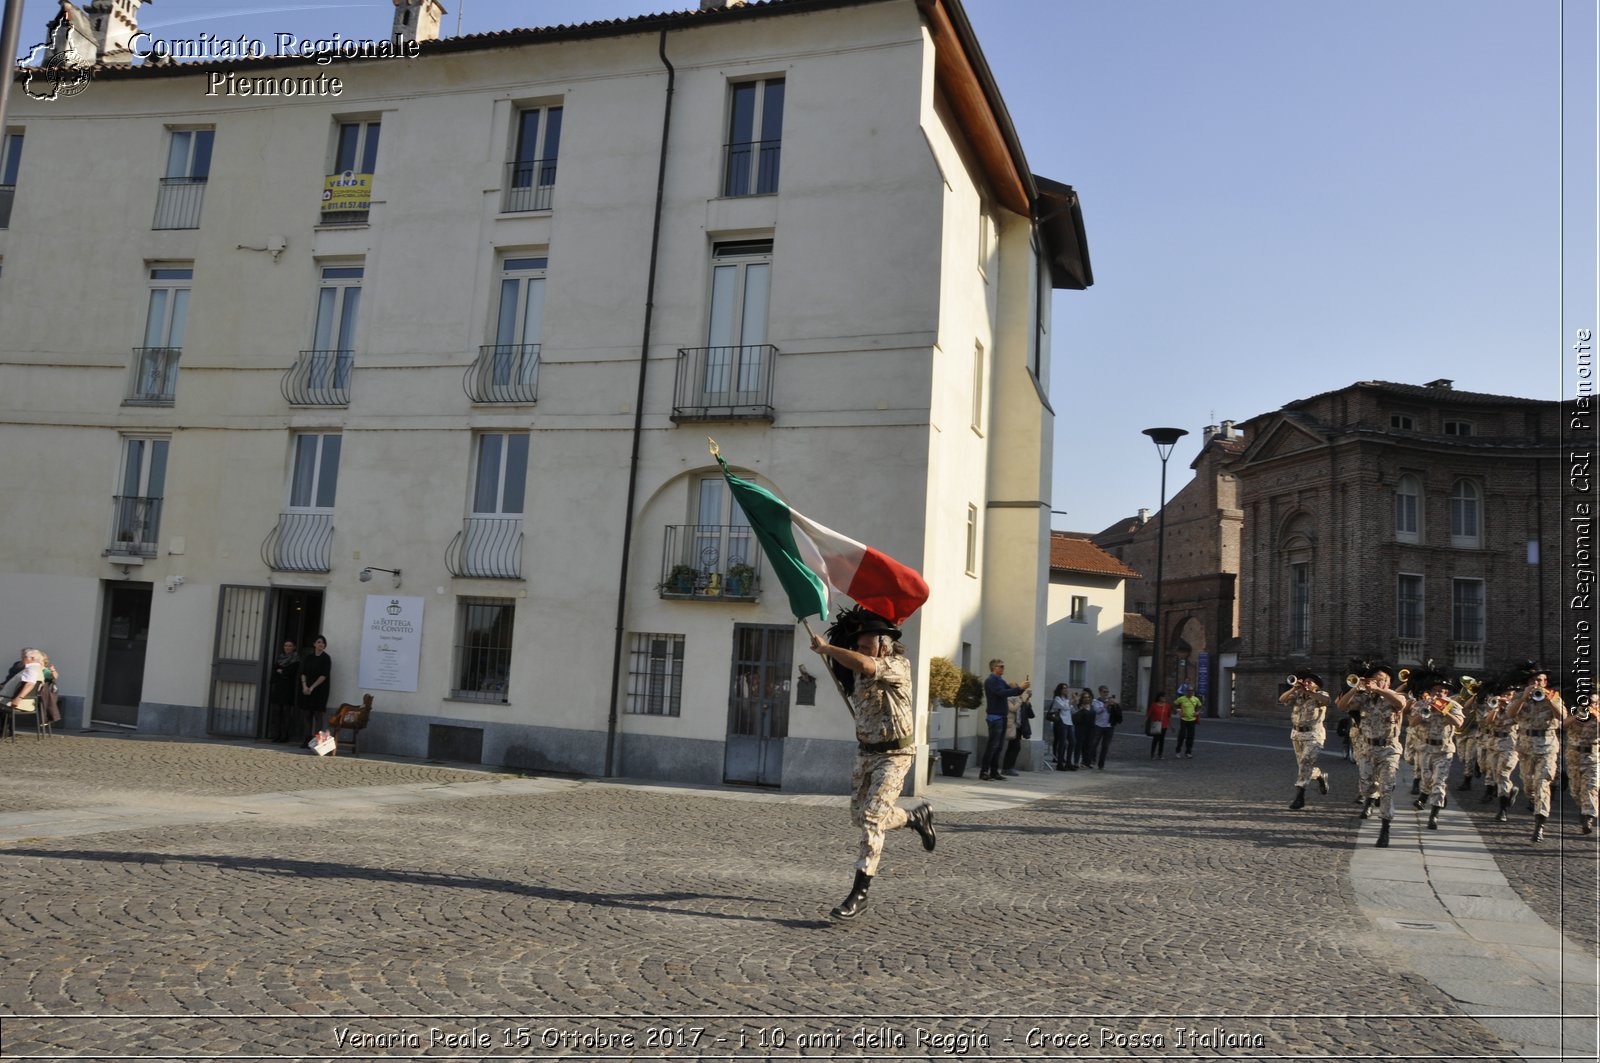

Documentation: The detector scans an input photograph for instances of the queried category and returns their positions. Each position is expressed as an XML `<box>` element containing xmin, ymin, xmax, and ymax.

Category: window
<box><xmin>1390</xmin><ymin>414</ymin><xmax>1414</xmax><ymax>430</ymax></box>
<box><xmin>978</xmin><ymin>207</ymin><xmax>997</xmax><ymax>277</ymax></box>
<box><xmin>1449</xmin><ymin>479</ymin><xmax>1481</xmax><ymax>546</ymax></box>
<box><xmin>627</xmin><ymin>633</ymin><xmax>685</xmax><ymax>716</ymax></box>
<box><xmin>1394</xmin><ymin>474</ymin><xmax>1420</xmax><ymax>543</ymax></box>
<box><xmin>112</xmin><ymin>436</ymin><xmax>169</xmax><ymax>555</ymax></box>
<box><xmin>1452</xmin><ymin>579</ymin><xmax>1484</xmax><ymax>644</ymax></box>
<box><xmin>324</xmin><ymin>120</ymin><xmax>379</xmax><ymax>223</ymax></box>
<box><xmin>0</xmin><ymin>131</ymin><xmax>21</xmax><ymax>228</ymax></box>
<box><xmin>504</xmin><ymin>105</ymin><xmax>561</xmax><ymax>212</ymax></box>
<box><xmin>129</xmin><ymin>266</ymin><xmax>190</xmax><ymax>404</ymax></box>
<box><xmin>309</xmin><ymin>264</ymin><xmax>362</xmax><ymax>392</ymax></box>
<box><xmin>1069</xmin><ymin>595</ymin><xmax>1088</xmax><ymax>623</ymax></box>
<box><xmin>965</xmin><ymin>504</ymin><xmax>978</xmax><ymax>576</ymax></box>
<box><xmin>698</xmin><ymin>240</ymin><xmax>773</xmax><ymax>406</ymax></box>
<box><xmin>723</xmin><ymin>77</ymin><xmax>783</xmax><ymax>196</ymax></box>
<box><xmin>1289</xmin><ymin>561</ymin><xmax>1311</xmax><ymax>653</ymax></box>
<box><xmin>1396</xmin><ymin>574</ymin><xmax>1424</xmax><ymax>640</ymax></box>
<box><xmin>1067</xmin><ymin>660</ymin><xmax>1087</xmax><ymax>689</ymax></box>
<box><xmin>154</xmin><ymin>127</ymin><xmax>212</xmax><ymax>229</ymax></box>
<box><xmin>289</xmin><ymin>434</ymin><xmax>341</xmax><ymax>510</ymax></box>
<box><xmin>472</xmin><ymin>433</ymin><xmax>528</xmax><ymax>516</ymax></box>
<box><xmin>971</xmin><ymin>342</ymin><xmax>985</xmax><ymax>434</ymax></box>
<box><xmin>482</xmin><ymin>255</ymin><xmax>545</xmax><ymax>399</ymax></box>
<box><xmin>452</xmin><ymin>598</ymin><xmax>515</xmax><ymax>702</ymax></box>
<box><xmin>1444</xmin><ymin>420</ymin><xmax>1474</xmax><ymax>437</ymax></box>
<box><xmin>692</xmin><ymin>475</ymin><xmax>753</xmax><ymax>575</ymax></box>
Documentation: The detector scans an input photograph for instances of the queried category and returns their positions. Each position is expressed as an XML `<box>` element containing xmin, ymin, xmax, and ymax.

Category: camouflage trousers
<box><xmin>1415</xmin><ymin>745</ymin><xmax>1454</xmax><ymax>808</ymax></box>
<box><xmin>1486</xmin><ymin>747</ymin><xmax>1519</xmax><ymax>798</ymax></box>
<box><xmin>1291</xmin><ymin>729</ymin><xmax>1327</xmax><ymax>789</ymax></box>
<box><xmin>1362</xmin><ymin>744</ymin><xmax>1401</xmax><ymax>821</ymax></box>
<box><xmin>1518</xmin><ymin>747</ymin><xmax>1560</xmax><ymax>818</ymax></box>
<box><xmin>1352</xmin><ymin>732</ymin><xmax>1373</xmax><ymax>800</ymax></box>
<box><xmin>851</xmin><ymin>751</ymin><xmax>913</xmax><ymax>875</ymax></box>
<box><xmin>1566</xmin><ymin>749</ymin><xmax>1599</xmax><ymax>818</ymax></box>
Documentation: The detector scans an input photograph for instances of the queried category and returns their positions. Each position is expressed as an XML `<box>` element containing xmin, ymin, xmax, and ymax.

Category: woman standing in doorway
<box><xmin>298</xmin><ymin>635</ymin><xmax>331</xmax><ymax>744</ymax></box>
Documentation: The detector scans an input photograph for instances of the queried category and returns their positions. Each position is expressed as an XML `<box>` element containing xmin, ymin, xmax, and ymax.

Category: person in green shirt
<box><xmin>1174</xmin><ymin>686</ymin><xmax>1203</xmax><ymax>758</ymax></box>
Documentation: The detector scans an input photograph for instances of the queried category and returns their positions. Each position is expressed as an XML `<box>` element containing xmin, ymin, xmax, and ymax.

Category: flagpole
<box><xmin>801</xmin><ymin>617</ymin><xmax>858</xmax><ymax>721</ymax></box>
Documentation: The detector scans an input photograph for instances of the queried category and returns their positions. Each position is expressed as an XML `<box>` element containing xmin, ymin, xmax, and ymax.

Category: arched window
<box><xmin>1394</xmin><ymin>474</ymin><xmax>1421</xmax><ymax>543</ymax></box>
<box><xmin>1449</xmin><ymin>479</ymin><xmax>1481</xmax><ymax>546</ymax></box>
<box><xmin>1280</xmin><ymin>514</ymin><xmax>1315</xmax><ymax>656</ymax></box>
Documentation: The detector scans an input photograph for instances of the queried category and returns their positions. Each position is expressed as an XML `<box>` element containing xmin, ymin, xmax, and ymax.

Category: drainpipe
<box><xmin>603</xmin><ymin>29</ymin><xmax>675</xmax><ymax>777</ymax></box>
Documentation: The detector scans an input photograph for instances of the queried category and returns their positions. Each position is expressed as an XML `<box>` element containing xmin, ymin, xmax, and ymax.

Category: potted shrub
<box><xmin>726</xmin><ymin>561</ymin><xmax>756</xmax><ymax>597</ymax></box>
<box><xmin>663</xmin><ymin>564</ymin><xmax>697</xmax><ymax>594</ymax></box>
<box><xmin>928</xmin><ymin>657</ymin><xmax>982</xmax><ymax>776</ymax></box>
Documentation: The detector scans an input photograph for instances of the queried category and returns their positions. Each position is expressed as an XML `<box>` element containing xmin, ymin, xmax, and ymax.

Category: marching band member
<box><xmin>1406</xmin><ymin>668</ymin><xmax>1465</xmax><ymax>831</ymax></box>
<box><xmin>1562</xmin><ymin>696</ymin><xmax>1599</xmax><ymax>835</ymax></box>
<box><xmin>1280</xmin><ymin>673</ymin><xmax>1331</xmax><ymax>809</ymax></box>
<box><xmin>1480</xmin><ymin>674</ymin><xmax>1522</xmax><ymax>822</ymax></box>
<box><xmin>1339</xmin><ymin>659</ymin><xmax>1409</xmax><ymax>847</ymax></box>
<box><xmin>1454</xmin><ymin>679</ymin><xmax>1485</xmax><ymax>795</ymax></box>
<box><xmin>1403</xmin><ymin>684</ymin><xmax>1428</xmax><ymax>797</ymax></box>
<box><xmin>1508</xmin><ymin>663</ymin><xmax>1567</xmax><ymax>843</ymax></box>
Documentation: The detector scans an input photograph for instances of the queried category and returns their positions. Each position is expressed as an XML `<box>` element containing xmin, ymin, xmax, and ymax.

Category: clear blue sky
<box><xmin>14</xmin><ymin>0</ymin><xmax>1596</xmax><ymax>533</ymax></box>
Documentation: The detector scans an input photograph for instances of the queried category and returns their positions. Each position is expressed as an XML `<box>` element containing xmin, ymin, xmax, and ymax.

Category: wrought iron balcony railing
<box><xmin>0</xmin><ymin>184</ymin><xmax>13</xmax><ymax>229</ymax></box>
<box><xmin>445</xmin><ymin>516</ymin><xmax>524</xmax><ymax>579</ymax></box>
<box><xmin>671</xmin><ymin>344</ymin><xmax>777</xmax><ymax>422</ymax></box>
<box><xmin>722</xmin><ymin>139</ymin><xmax>780</xmax><ymax>197</ymax></box>
<box><xmin>108</xmin><ymin>495</ymin><xmax>162</xmax><ymax>557</ymax></box>
<box><xmin>153</xmin><ymin>177</ymin><xmax>206</xmax><ymax>229</ymax></box>
<box><xmin>463</xmin><ymin>343</ymin><xmax>539</xmax><ymax>404</ymax></box>
<box><xmin>125</xmin><ymin>347</ymin><xmax>180</xmax><ymax>406</ymax></box>
<box><xmin>260</xmin><ymin>511</ymin><xmax>334</xmax><ymax>573</ymax></box>
<box><xmin>502</xmin><ymin>158</ymin><xmax>557</xmax><ymax>213</ymax></box>
<box><xmin>282</xmin><ymin>350</ymin><xmax>353</xmax><ymax>406</ymax></box>
<box><xmin>659</xmin><ymin>524</ymin><xmax>762</xmax><ymax>599</ymax></box>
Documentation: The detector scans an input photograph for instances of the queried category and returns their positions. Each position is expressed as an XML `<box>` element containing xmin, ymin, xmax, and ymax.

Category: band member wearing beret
<box><xmin>1509</xmin><ymin>664</ymin><xmax>1568</xmax><ymax>842</ymax></box>
<box><xmin>1279</xmin><ymin>674</ymin><xmax>1331</xmax><ymax>810</ymax></box>
<box><xmin>1339</xmin><ymin>660</ymin><xmax>1408</xmax><ymax>848</ymax></box>
<box><xmin>1406</xmin><ymin>669</ymin><xmax>1465</xmax><ymax>831</ymax></box>
<box><xmin>810</xmin><ymin>606</ymin><xmax>936</xmax><ymax>920</ymax></box>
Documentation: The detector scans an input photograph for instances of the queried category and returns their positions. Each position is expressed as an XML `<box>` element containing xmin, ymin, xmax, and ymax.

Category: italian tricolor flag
<box><xmin>715</xmin><ymin>448</ymin><xmax>929</xmax><ymax>624</ymax></box>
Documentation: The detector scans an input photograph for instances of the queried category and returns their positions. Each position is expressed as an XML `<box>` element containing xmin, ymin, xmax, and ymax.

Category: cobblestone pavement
<box><xmin>0</xmin><ymin>726</ymin><xmax>1593</xmax><ymax>1060</ymax></box>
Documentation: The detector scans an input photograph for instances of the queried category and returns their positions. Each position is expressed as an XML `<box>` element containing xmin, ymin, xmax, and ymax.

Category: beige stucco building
<box><xmin>0</xmin><ymin>0</ymin><xmax>1091</xmax><ymax>792</ymax></box>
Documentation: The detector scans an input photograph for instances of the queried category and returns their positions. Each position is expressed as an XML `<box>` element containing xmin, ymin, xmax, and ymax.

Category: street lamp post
<box><xmin>1142</xmin><ymin>427</ymin><xmax>1188</xmax><ymax>708</ymax></box>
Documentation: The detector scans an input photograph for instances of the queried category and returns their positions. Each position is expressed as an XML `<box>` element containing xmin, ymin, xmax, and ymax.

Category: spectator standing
<box><xmin>1146</xmin><ymin>691</ymin><xmax>1172</xmax><ymax>760</ymax></box>
<box><xmin>980</xmin><ymin>659</ymin><xmax>1028</xmax><ymax>781</ymax></box>
<box><xmin>297</xmin><ymin>636</ymin><xmax>332</xmax><ymax>744</ymax></box>
<box><xmin>1174</xmin><ymin>685</ymin><xmax>1203</xmax><ymax>758</ymax></box>
<box><xmin>1049</xmin><ymin>683</ymin><xmax>1077</xmax><ymax>771</ymax></box>
<box><xmin>1073</xmin><ymin>689</ymin><xmax>1097</xmax><ymax>767</ymax></box>
<box><xmin>1091</xmin><ymin>688</ymin><xmax>1117</xmax><ymax>769</ymax></box>
<box><xmin>1002</xmin><ymin>689</ymin><xmax>1034</xmax><ymax>776</ymax></box>
<box><xmin>269</xmin><ymin>640</ymin><xmax>300</xmax><ymax>742</ymax></box>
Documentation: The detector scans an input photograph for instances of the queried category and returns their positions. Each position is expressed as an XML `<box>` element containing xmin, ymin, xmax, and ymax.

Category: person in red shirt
<box><xmin>1146</xmin><ymin>692</ymin><xmax>1173</xmax><ymax>760</ymax></box>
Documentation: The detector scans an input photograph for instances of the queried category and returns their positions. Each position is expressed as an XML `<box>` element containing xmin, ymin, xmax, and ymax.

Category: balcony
<box><xmin>153</xmin><ymin>177</ymin><xmax>206</xmax><ymax>229</ymax></box>
<box><xmin>671</xmin><ymin>344</ymin><xmax>776</xmax><ymax>422</ymax></box>
<box><xmin>107</xmin><ymin>495</ymin><xmax>162</xmax><ymax>558</ymax></box>
<box><xmin>260</xmin><ymin>511</ymin><xmax>333</xmax><ymax>573</ymax></box>
<box><xmin>659</xmin><ymin>524</ymin><xmax>762</xmax><ymax>600</ymax></box>
<box><xmin>722</xmin><ymin>139</ymin><xmax>780</xmax><ymax>197</ymax></box>
<box><xmin>0</xmin><ymin>184</ymin><xmax>12</xmax><ymax>228</ymax></box>
<box><xmin>282</xmin><ymin>350</ymin><xmax>352</xmax><ymax>406</ymax></box>
<box><xmin>125</xmin><ymin>347</ymin><xmax>180</xmax><ymax>406</ymax></box>
<box><xmin>1394</xmin><ymin>638</ymin><xmax>1423</xmax><ymax>665</ymax></box>
<box><xmin>445</xmin><ymin>516</ymin><xmax>524</xmax><ymax>579</ymax></box>
<box><xmin>463</xmin><ymin>343</ymin><xmax>539</xmax><ymax>404</ymax></box>
<box><xmin>1452</xmin><ymin>641</ymin><xmax>1484</xmax><ymax>671</ymax></box>
<box><xmin>501</xmin><ymin>159</ymin><xmax>556</xmax><ymax>213</ymax></box>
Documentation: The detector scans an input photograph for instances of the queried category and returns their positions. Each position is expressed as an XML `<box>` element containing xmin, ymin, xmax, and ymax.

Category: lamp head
<box><xmin>1142</xmin><ymin>426</ymin><xmax>1189</xmax><ymax>460</ymax></box>
<box><xmin>359</xmin><ymin>568</ymin><xmax>373</xmax><ymax>582</ymax></box>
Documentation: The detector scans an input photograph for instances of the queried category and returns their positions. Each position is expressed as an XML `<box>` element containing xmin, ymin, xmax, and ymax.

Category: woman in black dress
<box><xmin>297</xmin><ymin>635</ymin><xmax>331</xmax><ymax>744</ymax></box>
<box><xmin>269</xmin><ymin>640</ymin><xmax>300</xmax><ymax>741</ymax></box>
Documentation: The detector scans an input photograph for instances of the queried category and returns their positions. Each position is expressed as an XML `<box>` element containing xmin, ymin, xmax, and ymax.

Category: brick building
<box><xmin>1227</xmin><ymin>379</ymin><xmax>1562</xmax><ymax>716</ymax></box>
<box><xmin>1094</xmin><ymin>423</ymin><xmax>1244</xmax><ymax>714</ymax></box>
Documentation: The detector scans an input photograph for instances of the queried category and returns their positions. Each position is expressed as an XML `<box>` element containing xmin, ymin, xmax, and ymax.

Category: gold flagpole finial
<box><xmin>707</xmin><ymin>437</ymin><xmax>720</xmax><ymax>457</ymax></box>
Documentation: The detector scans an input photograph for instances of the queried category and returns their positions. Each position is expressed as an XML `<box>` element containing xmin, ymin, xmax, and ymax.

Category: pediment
<box><xmin>1234</xmin><ymin>417</ymin><xmax>1326</xmax><ymax>467</ymax></box>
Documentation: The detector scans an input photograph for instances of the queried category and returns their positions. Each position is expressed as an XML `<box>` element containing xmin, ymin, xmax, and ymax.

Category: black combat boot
<box><xmin>1496</xmin><ymin>796</ymin><xmax>1510</xmax><ymax>822</ymax></box>
<box><xmin>1584</xmin><ymin>815</ymin><xmax>1595</xmax><ymax>835</ymax></box>
<box><xmin>1289</xmin><ymin>787</ymin><xmax>1306</xmax><ymax>810</ymax></box>
<box><xmin>1456</xmin><ymin>774</ymin><xmax>1474</xmax><ymax>792</ymax></box>
<box><xmin>1427</xmin><ymin>806</ymin><xmax>1441</xmax><ymax>830</ymax></box>
<box><xmin>1317</xmin><ymin>773</ymin><xmax>1329</xmax><ymax>795</ymax></box>
<box><xmin>1413</xmin><ymin>793</ymin><xmax>1429</xmax><ymax>810</ymax></box>
<box><xmin>1410</xmin><ymin>777</ymin><xmax>1421</xmax><ymax>795</ymax></box>
<box><xmin>908</xmin><ymin>803</ymin><xmax>937</xmax><ymax>851</ymax></box>
<box><xmin>1360</xmin><ymin>797</ymin><xmax>1377</xmax><ymax>820</ymax></box>
<box><xmin>1480</xmin><ymin>785</ymin><xmax>1496</xmax><ymax>804</ymax></box>
<box><xmin>830</xmin><ymin>870</ymin><xmax>872</xmax><ymax>920</ymax></box>
<box><xmin>1375</xmin><ymin>819</ymin><xmax>1392</xmax><ymax>847</ymax></box>
<box><xmin>1531</xmin><ymin>814</ymin><xmax>1546</xmax><ymax>843</ymax></box>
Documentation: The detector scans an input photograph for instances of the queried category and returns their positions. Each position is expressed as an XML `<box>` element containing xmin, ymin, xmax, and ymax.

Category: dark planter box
<box><xmin>937</xmin><ymin>748</ymin><xmax>971</xmax><ymax>777</ymax></box>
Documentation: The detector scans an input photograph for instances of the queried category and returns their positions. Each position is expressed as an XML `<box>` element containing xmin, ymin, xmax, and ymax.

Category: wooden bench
<box><xmin>326</xmin><ymin>693</ymin><xmax>374</xmax><ymax>756</ymax></box>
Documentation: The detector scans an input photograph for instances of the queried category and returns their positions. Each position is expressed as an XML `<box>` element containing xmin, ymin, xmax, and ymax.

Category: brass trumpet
<box><xmin>1398</xmin><ymin>667</ymin><xmax>1412</xmax><ymax>685</ymax></box>
<box><xmin>1574</xmin><ymin>704</ymin><xmax>1592</xmax><ymax>721</ymax></box>
<box><xmin>1346</xmin><ymin>673</ymin><xmax>1362</xmax><ymax>688</ymax></box>
<box><xmin>1460</xmin><ymin>675</ymin><xmax>1480</xmax><ymax>697</ymax></box>
<box><xmin>1286</xmin><ymin>674</ymin><xmax>1301</xmax><ymax>686</ymax></box>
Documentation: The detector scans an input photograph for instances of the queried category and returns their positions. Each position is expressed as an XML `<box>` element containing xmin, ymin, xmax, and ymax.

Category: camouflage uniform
<box><xmin>1355</xmin><ymin>689</ymin><xmax>1406</xmax><ymax>820</ymax></box>
<box><xmin>1564</xmin><ymin>709</ymin><xmax>1600</xmax><ymax>824</ymax></box>
<box><xmin>1514</xmin><ymin>694</ymin><xmax>1564</xmax><ymax>819</ymax></box>
<box><xmin>1403</xmin><ymin>706</ymin><xmax>1427</xmax><ymax>792</ymax></box>
<box><xmin>849</xmin><ymin>652</ymin><xmax>915</xmax><ymax>875</ymax></box>
<box><xmin>1411</xmin><ymin>696</ymin><xmax>1464</xmax><ymax>810</ymax></box>
<box><xmin>1349</xmin><ymin>710</ymin><xmax>1373</xmax><ymax>803</ymax></box>
<box><xmin>1482</xmin><ymin>698</ymin><xmax>1520</xmax><ymax>802</ymax></box>
<box><xmin>1286</xmin><ymin>690</ymin><xmax>1330</xmax><ymax>790</ymax></box>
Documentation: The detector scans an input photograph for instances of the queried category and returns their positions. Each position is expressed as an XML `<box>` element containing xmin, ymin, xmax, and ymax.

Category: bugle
<box><xmin>1286</xmin><ymin>674</ymin><xmax>1299</xmax><ymax>686</ymax></box>
<box><xmin>1460</xmin><ymin>675</ymin><xmax>1480</xmax><ymax>697</ymax></box>
<box><xmin>1398</xmin><ymin>667</ymin><xmax>1412</xmax><ymax>685</ymax></box>
<box><xmin>1345</xmin><ymin>673</ymin><xmax>1362</xmax><ymax>688</ymax></box>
